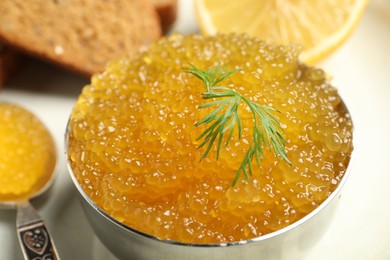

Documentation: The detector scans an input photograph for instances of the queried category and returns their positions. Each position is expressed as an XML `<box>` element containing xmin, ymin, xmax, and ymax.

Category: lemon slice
<box><xmin>195</xmin><ymin>0</ymin><xmax>368</xmax><ymax>64</ymax></box>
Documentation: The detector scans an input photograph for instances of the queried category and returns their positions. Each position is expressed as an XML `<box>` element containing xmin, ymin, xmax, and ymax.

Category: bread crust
<box><xmin>152</xmin><ymin>0</ymin><xmax>178</xmax><ymax>33</ymax></box>
<box><xmin>0</xmin><ymin>44</ymin><xmax>23</xmax><ymax>87</ymax></box>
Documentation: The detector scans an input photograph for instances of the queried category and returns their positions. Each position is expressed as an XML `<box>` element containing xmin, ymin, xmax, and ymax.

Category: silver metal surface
<box><xmin>65</xmin><ymin>100</ymin><xmax>354</xmax><ymax>260</ymax></box>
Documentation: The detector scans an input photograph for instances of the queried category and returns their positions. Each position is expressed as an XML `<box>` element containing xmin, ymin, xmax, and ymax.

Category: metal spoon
<box><xmin>0</xmin><ymin>103</ymin><xmax>60</xmax><ymax>260</ymax></box>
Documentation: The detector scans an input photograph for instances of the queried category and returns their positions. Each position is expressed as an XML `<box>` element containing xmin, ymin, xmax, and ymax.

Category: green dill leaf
<box><xmin>213</xmin><ymin>67</ymin><xmax>240</xmax><ymax>86</ymax></box>
<box><xmin>200</xmin><ymin>129</ymin><xmax>219</xmax><ymax>160</ymax></box>
<box><xmin>225</xmin><ymin>120</ymin><xmax>236</xmax><ymax>146</ymax></box>
<box><xmin>216</xmin><ymin>127</ymin><xmax>224</xmax><ymax>159</ymax></box>
<box><xmin>198</xmin><ymin>99</ymin><xmax>228</xmax><ymax>108</ymax></box>
<box><xmin>234</xmin><ymin>110</ymin><xmax>242</xmax><ymax>138</ymax></box>
<box><xmin>196</xmin><ymin>119</ymin><xmax>219</xmax><ymax>141</ymax></box>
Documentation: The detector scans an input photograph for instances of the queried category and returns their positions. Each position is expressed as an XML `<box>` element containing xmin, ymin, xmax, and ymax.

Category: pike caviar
<box><xmin>0</xmin><ymin>104</ymin><xmax>56</xmax><ymax>202</ymax></box>
<box><xmin>68</xmin><ymin>34</ymin><xmax>353</xmax><ymax>243</ymax></box>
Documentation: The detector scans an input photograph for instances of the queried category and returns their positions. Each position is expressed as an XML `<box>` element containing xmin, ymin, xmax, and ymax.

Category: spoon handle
<box><xmin>16</xmin><ymin>202</ymin><xmax>60</xmax><ymax>260</ymax></box>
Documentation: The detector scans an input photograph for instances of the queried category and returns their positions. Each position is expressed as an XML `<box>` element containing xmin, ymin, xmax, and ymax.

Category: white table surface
<box><xmin>1</xmin><ymin>1</ymin><xmax>389</xmax><ymax>259</ymax></box>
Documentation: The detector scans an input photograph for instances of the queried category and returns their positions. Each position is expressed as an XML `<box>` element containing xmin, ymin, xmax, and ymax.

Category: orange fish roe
<box><xmin>0</xmin><ymin>104</ymin><xmax>56</xmax><ymax>202</ymax></box>
<box><xmin>68</xmin><ymin>34</ymin><xmax>353</xmax><ymax>243</ymax></box>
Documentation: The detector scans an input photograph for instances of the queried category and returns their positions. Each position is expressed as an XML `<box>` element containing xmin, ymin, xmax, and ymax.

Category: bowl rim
<box><xmin>64</xmin><ymin>100</ymin><xmax>354</xmax><ymax>248</ymax></box>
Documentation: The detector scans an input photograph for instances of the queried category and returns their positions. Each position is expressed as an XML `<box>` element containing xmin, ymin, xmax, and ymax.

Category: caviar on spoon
<box><xmin>0</xmin><ymin>103</ymin><xmax>59</xmax><ymax>260</ymax></box>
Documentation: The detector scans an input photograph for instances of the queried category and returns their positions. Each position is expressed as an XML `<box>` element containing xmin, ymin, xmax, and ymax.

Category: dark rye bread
<box><xmin>152</xmin><ymin>0</ymin><xmax>178</xmax><ymax>33</ymax></box>
<box><xmin>0</xmin><ymin>0</ymin><xmax>161</xmax><ymax>77</ymax></box>
<box><xmin>0</xmin><ymin>44</ymin><xmax>22</xmax><ymax>87</ymax></box>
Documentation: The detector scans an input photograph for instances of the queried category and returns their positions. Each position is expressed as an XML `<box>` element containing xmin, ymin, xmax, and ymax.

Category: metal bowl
<box><xmin>64</xmin><ymin>100</ymin><xmax>354</xmax><ymax>260</ymax></box>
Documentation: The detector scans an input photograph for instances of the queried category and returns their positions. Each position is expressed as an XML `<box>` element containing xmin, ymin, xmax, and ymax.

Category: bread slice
<box><xmin>0</xmin><ymin>44</ymin><xmax>23</xmax><ymax>87</ymax></box>
<box><xmin>0</xmin><ymin>0</ymin><xmax>161</xmax><ymax>76</ymax></box>
<box><xmin>151</xmin><ymin>0</ymin><xmax>178</xmax><ymax>33</ymax></box>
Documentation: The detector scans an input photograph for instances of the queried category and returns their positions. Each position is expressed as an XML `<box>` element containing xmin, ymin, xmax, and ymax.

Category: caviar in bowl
<box><xmin>65</xmin><ymin>34</ymin><xmax>353</xmax><ymax>259</ymax></box>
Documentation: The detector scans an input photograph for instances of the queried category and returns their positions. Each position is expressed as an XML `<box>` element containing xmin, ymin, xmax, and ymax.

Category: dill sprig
<box><xmin>184</xmin><ymin>64</ymin><xmax>291</xmax><ymax>187</ymax></box>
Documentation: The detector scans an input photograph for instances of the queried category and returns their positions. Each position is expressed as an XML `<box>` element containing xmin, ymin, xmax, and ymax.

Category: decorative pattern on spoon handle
<box><xmin>18</xmin><ymin>222</ymin><xmax>58</xmax><ymax>260</ymax></box>
<box><xmin>16</xmin><ymin>202</ymin><xmax>60</xmax><ymax>260</ymax></box>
